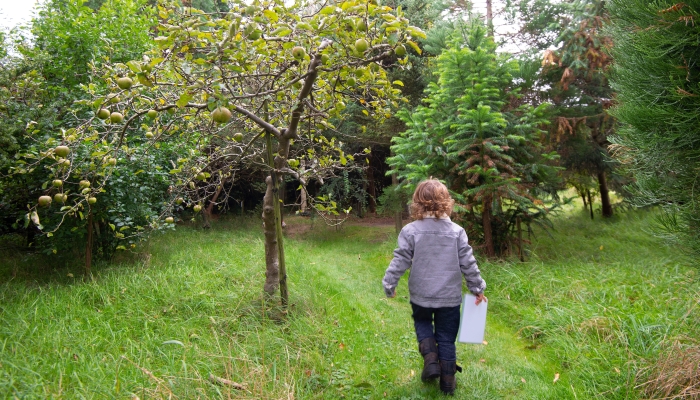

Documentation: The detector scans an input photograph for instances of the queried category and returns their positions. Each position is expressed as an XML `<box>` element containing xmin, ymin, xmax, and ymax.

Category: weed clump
<box><xmin>637</xmin><ymin>340</ymin><xmax>700</xmax><ymax>399</ymax></box>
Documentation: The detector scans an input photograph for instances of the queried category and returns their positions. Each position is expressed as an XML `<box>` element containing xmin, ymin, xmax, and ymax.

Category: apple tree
<box><xmin>20</xmin><ymin>0</ymin><xmax>422</xmax><ymax>305</ymax></box>
<box><xmin>2</xmin><ymin>0</ymin><xmax>164</xmax><ymax>267</ymax></box>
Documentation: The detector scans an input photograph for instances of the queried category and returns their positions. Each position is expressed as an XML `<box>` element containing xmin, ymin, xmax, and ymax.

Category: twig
<box><xmin>208</xmin><ymin>373</ymin><xmax>246</xmax><ymax>390</ymax></box>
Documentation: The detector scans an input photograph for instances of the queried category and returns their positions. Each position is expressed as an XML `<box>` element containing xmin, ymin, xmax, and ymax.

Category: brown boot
<box><xmin>418</xmin><ymin>337</ymin><xmax>440</xmax><ymax>381</ymax></box>
<box><xmin>439</xmin><ymin>360</ymin><xmax>462</xmax><ymax>395</ymax></box>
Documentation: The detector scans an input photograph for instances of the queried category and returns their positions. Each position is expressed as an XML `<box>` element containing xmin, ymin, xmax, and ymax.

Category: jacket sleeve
<box><xmin>382</xmin><ymin>227</ymin><xmax>414</xmax><ymax>297</ymax></box>
<box><xmin>458</xmin><ymin>229</ymin><xmax>486</xmax><ymax>295</ymax></box>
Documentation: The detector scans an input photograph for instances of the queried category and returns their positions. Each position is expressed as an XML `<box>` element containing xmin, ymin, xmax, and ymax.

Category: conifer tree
<box><xmin>509</xmin><ymin>0</ymin><xmax>619</xmax><ymax>218</ymax></box>
<box><xmin>608</xmin><ymin>0</ymin><xmax>700</xmax><ymax>254</ymax></box>
<box><xmin>388</xmin><ymin>20</ymin><xmax>558</xmax><ymax>257</ymax></box>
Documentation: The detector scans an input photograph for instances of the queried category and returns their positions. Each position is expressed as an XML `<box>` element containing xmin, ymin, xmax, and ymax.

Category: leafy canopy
<box><xmin>16</xmin><ymin>0</ymin><xmax>423</xmax><ymax>250</ymax></box>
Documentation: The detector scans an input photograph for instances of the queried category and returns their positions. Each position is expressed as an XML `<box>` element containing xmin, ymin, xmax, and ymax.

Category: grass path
<box><xmin>0</xmin><ymin>208</ymin><xmax>696</xmax><ymax>398</ymax></box>
<box><xmin>286</xmin><ymin>224</ymin><xmax>571</xmax><ymax>399</ymax></box>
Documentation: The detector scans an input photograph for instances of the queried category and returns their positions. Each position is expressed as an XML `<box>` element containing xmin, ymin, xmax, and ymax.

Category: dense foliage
<box><xmin>6</xmin><ymin>0</ymin><xmax>421</xmax><ymax>303</ymax></box>
<box><xmin>608</xmin><ymin>0</ymin><xmax>700</xmax><ymax>255</ymax></box>
<box><xmin>0</xmin><ymin>0</ymin><xmax>163</xmax><ymax>262</ymax></box>
<box><xmin>388</xmin><ymin>20</ymin><xmax>559</xmax><ymax>257</ymax></box>
<box><xmin>507</xmin><ymin>0</ymin><xmax>620</xmax><ymax>218</ymax></box>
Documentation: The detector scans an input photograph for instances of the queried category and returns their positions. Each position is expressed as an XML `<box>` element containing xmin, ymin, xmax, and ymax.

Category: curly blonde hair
<box><xmin>410</xmin><ymin>179</ymin><xmax>455</xmax><ymax>220</ymax></box>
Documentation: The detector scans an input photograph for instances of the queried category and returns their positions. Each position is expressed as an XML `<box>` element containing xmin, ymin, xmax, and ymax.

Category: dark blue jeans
<box><xmin>411</xmin><ymin>302</ymin><xmax>461</xmax><ymax>361</ymax></box>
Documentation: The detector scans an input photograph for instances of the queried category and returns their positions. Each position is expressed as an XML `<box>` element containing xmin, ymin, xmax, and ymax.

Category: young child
<box><xmin>382</xmin><ymin>179</ymin><xmax>486</xmax><ymax>395</ymax></box>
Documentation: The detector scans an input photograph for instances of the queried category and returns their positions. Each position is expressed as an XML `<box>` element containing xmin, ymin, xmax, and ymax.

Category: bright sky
<box><xmin>0</xmin><ymin>0</ymin><xmax>43</xmax><ymax>30</ymax></box>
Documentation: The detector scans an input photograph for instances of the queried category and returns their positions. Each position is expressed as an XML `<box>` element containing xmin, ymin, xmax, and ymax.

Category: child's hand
<box><xmin>475</xmin><ymin>293</ymin><xmax>487</xmax><ymax>305</ymax></box>
<box><xmin>384</xmin><ymin>286</ymin><xmax>396</xmax><ymax>298</ymax></box>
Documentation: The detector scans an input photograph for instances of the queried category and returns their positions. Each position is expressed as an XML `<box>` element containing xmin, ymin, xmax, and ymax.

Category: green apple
<box><xmin>212</xmin><ymin>107</ymin><xmax>232</xmax><ymax>123</ymax></box>
<box><xmin>97</xmin><ymin>109</ymin><xmax>110</xmax><ymax>120</ymax></box>
<box><xmin>292</xmin><ymin>46</ymin><xmax>306</xmax><ymax>60</ymax></box>
<box><xmin>38</xmin><ymin>195</ymin><xmax>52</xmax><ymax>207</ymax></box>
<box><xmin>394</xmin><ymin>44</ymin><xmax>407</xmax><ymax>57</ymax></box>
<box><xmin>117</xmin><ymin>77</ymin><xmax>133</xmax><ymax>89</ymax></box>
<box><xmin>355</xmin><ymin>38</ymin><xmax>369</xmax><ymax>53</ymax></box>
<box><xmin>110</xmin><ymin>112</ymin><xmax>124</xmax><ymax>123</ymax></box>
<box><xmin>55</xmin><ymin>146</ymin><xmax>70</xmax><ymax>158</ymax></box>
<box><xmin>53</xmin><ymin>193</ymin><xmax>67</xmax><ymax>203</ymax></box>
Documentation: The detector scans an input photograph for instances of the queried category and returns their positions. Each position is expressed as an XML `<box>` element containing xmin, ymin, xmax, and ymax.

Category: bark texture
<box><xmin>392</xmin><ymin>173</ymin><xmax>402</xmax><ymax>234</ymax></box>
<box><xmin>482</xmin><ymin>196</ymin><xmax>495</xmax><ymax>257</ymax></box>
<box><xmin>262</xmin><ymin>175</ymin><xmax>280</xmax><ymax>295</ymax></box>
<box><xmin>598</xmin><ymin>171</ymin><xmax>613</xmax><ymax>218</ymax></box>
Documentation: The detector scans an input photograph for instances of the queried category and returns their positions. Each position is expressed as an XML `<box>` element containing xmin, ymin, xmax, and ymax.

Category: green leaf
<box><xmin>407</xmin><ymin>26</ymin><xmax>427</xmax><ymax>39</ymax></box>
<box><xmin>176</xmin><ymin>93</ymin><xmax>193</xmax><ymax>108</ymax></box>
<box><xmin>126</xmin><ymin>60</ymin><xmax>142</xmax><ymax>73</ymax></box>
<box><xmin>263</xmin><ymin>10</ymin><xmax>279</xmax><ymax>22</ymax></box>
<box><xmin>406</xmin><ymin>40</ymin><xmax>422</xmax><ymax>55</ymax></box>
<box><xmin>320</xmin><ymin>6</ymin><xmax>335</xmax><ymax>15</ymax></box>
<box><xmin>272</xmin><ymin>28</ymin><xmax>292</xmax><ymax>37</ymax></box>
<box><xmin>137</xmin><ymin>73</ymin><xmax>154</xmax><ymax>87</ymax></box>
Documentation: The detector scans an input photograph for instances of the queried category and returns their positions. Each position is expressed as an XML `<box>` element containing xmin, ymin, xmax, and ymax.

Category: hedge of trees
<box><xmin>2</xmin><ymin>0</ymin><xmax>699</xmax><ymax>300</ymax></box>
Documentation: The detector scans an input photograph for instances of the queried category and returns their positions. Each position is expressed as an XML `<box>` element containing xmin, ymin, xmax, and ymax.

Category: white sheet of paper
<box><xmin>458</xmin><ymin>294</ymin><xmax>488</xmax><ymax>344</ymax></box>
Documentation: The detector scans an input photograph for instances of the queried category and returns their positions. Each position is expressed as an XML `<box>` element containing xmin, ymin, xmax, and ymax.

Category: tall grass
<box><xmin>0</xmin><ymin>208</ymin><xmax>696</xmax><ymax>399</ymax></box>
<box><xmin>488</xmin><ymin>208</ymin><xmax>697</xmax><ymax>398</ymax></box>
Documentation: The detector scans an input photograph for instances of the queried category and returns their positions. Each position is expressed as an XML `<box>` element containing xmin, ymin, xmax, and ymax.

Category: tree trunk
<box><xmin>392</xmin><ymin>173</ymin><xmax>402</xmax><ymax>234</ymax></box>
<box><xmin>299</xmin><ymin>160</ymin><xmax>308</xmax><ymax>214</ymax></box>
<box><xmin>587</xmin><ymin>189</ymin><xmax>594</xmax><ymax>220</ymax></box>
<box><xmin>85</xmin><ymin>212</ymin><xmax>93</xmax><ymax>276</ymax></box>
<box><xmin>262</xmin><ymin>175</ymin><xmax>280</xmax><ymax>296</ymax></box>
<box><xmin>486</xmin><ymin>0</ymin><xmax>494</xmax><ymax>38</ymax></box>
<box><xmin>367</xmin><ymin>151</ymin><xmax>377</xmax><ymax>213</ymax></box>
<box><xmin>259</xmin><ymin>43</ymin><xmax>329</xmax><ymax>306</ymax></box>
<box><xmin>482</xmin><ymin>195</ymin><xmax>495</xmax><ymax>257</ymax></box>
<box><xmin>517</xmin><ymin>217</ymin><xmax>524</xmax><ymax>262</ymax></box>
<box><xmin>300</xmin><ymin>185</ymin><xmax>307</xmax><ymax>214</ymax></box>
<box><xmin>598</xmin><ymin>171</ymin><xmax>613</xmax><ymax>218</ymax></box>
<box><xmin>262</xmin><ymin>132</ymin><xmax>289</xmax><ymax>306</ymax></box>
<box><xmin>205</xmin><ymin>180</ymin><xmax>225</xmax><ymax>225</ymax></box>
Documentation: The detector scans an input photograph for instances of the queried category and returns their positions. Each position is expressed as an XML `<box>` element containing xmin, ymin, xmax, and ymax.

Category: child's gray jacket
<box><xmin>382</xmin><ymin>216</ymin><xmax>486</xmax><ymax>308</ymax></box>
